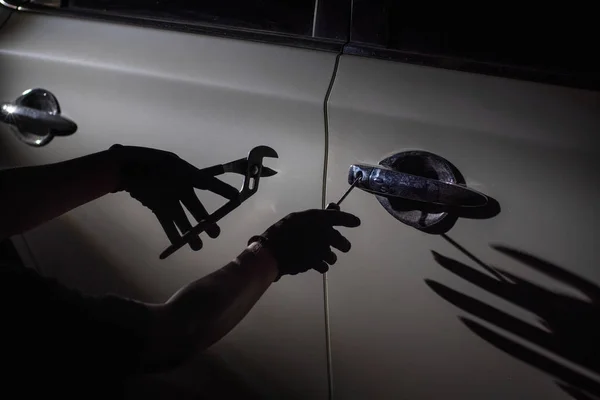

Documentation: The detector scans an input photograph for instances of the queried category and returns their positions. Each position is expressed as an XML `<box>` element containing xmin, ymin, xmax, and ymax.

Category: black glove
<box><xmin>109</xmin><ymin>144</ymin><xmax>239</xmax><ymax>250</ymax></box>
<box><xmin>249</xmin><ymin>209</ymin><xmax>361</xmax><ymax>280</ymax></box>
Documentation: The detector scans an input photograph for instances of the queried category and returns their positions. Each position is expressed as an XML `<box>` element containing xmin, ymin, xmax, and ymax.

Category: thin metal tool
<box><xmin>326</xmin><ymin>173</ymin><xmax>362</xmax><ymax>210</ymax></box>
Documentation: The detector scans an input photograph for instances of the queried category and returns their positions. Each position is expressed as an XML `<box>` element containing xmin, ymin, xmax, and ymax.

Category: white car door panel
<box><xmin>0</xmin><ymin>11</ymin><xmax>336</xmax><ymax>399</ymax></box>
<box><xmin>327</xmin><ymin>55</ymin><xmax>600</xmax><ymax>399</ymax></box>
<box><xmin>4</xmin><ymin>2</ymin><xmax>600</xmax><ymax>399</ymax></box>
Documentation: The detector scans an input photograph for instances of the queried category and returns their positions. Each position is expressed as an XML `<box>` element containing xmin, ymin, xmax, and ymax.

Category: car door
<box><xmin>326</xmin><ymin>6</ymin><xmax>600</xmax><ymax>400</ymax></box>
<box><xmin>0</xmin><ymin>1</ymin><xmax>346</xmax><ymax>398</ymax></box>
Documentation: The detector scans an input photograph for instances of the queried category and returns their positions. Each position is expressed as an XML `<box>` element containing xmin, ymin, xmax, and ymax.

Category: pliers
<box><xmin>160</xmin><ymin>145</ymin><xmax>278</xmax><ymax>259</ymax></box>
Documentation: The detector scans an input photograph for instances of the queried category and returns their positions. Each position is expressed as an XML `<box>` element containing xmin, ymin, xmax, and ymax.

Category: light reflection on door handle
<box><xmin>349</xmin><ymin>164</ymin><xmax>489</xmax><ymax>208</ymax></box>
<box><xmin>1</xmin><ymin>103</ymin><xmax>77</xmax><ymax>137</ymax></box>
<box><xmin>0</xmin><ymin>88</ymin><xmax>77</xmax><ymax>147</ymax></box>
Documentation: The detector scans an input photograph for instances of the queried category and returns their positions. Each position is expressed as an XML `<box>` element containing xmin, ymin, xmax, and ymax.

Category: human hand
<box><xmin>248</xmin><ymin>209</ymin><xmax>361</xmax><ymax>280</ymax></box>
<box><xmin>109</xmin><ymin>144</ymin><xmax>239</xmax><ymax>250</ymax></box>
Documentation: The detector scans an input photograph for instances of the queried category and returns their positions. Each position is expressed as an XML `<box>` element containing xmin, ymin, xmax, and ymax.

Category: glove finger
<box><xmin>329</xmin><ymin>228</ymin><xmax>352</xmax><ymax>253</ymax></box>
<box><xmin>325</xmin><ymin>202</ymin><xmax>340</xmax><ymax>211</ymax></box>
<box><xmin>171</xmin><ymin>202</ymin><xmax>203</xmax><ymax>251</ymax></box>
<box><xmin>180</xmin><ymin>189</ymin><xmax>220</xmax><ymax>238</ymax></box>
<box><xmin>324</xmin><ymin>250</ymin><xmax>337</xmax><ymax>265</ymax></box>
<box><xmin>322</xmin><ymin>210</ymin><xmax>361</xmax><ymax>228</ymax></box>
<box><xmin>314</xmin><ymin>261</ymin><xmax>330</xmax><ymax>274</ymax></box>
<box><xmin>155</xmin><ymin>211</ymin><xmax>183</xmax><ymax>246</ymax></box>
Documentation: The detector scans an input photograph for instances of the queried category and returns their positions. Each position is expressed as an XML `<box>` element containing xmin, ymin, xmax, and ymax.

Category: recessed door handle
<box><xmin>0</xmin><ymin>88</ymin><xmax>77</xmax><ymax>147</ymax></box>
<box><xmin>1</xmin><ymin>103</ymin><xmax>77</xmax><ymax>136</ymax></box>
<box><xmin>349</xmin><ymin>164</ymin><xmax>489</xmax><ymax>208</ymax></box>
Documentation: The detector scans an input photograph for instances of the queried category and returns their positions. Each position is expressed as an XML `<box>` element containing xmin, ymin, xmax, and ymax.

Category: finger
<box><xmin>193</xmin><ymin>173</ymin><xmax>239</xmax><ymax>200</ymax></box>
<box><xmin>155</xmin><ymin>212</ymin><xmax>181</xmax><ymax>246</ymax></box>
<box><xmin>320</xmin><ymin>210</ymin><xmax>361</xmax><ymax>227</ymax></box>
<box><xmin>171</xmin><ymin>203</ymin><xmax>203</xmax><ymax>251</ymax></box>
<box><xmin>329</xmin><ymin>228</ymin><xmax>351</xmax><ymax>252</ymax></box>
<box><xmin>180</xmin><ymin>190</ymin><xmax>220</xmax><ymax>238</ymax></box>
<box><xmin>325</xmin><ymin>202</ymin><xmax>340</xmax><ymax>211</ymax></box>
<box><xmin>324</xmin><ymin>250</ymin><xmax>337</xmax><ymax>265</ymax></box>
<box><xmin>314</xmin><ymin>261</ymin><xmax>329</xmax><ymax>274</ymax></box>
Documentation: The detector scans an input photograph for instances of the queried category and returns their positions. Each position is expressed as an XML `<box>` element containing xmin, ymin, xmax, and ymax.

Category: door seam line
<box><xmin>321</xmin><ymin>49</ymin><xmax>343</xmax><ymax>400</ymax></box>
<box><xmin>321</xmin><ymin>2</ymin><xmax>353</xmax><ymax>397</ymax></box>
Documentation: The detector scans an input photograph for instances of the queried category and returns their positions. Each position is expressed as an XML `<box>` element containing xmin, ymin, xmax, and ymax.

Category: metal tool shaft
<box><xmin>337</xmin><ymin>177</ymin><xmax>360</xmax><ymax>206</ymax></box>
<box><xmin>327</xmin><ymin>176</ymin><xmax>361</xmax><ymax>210</ymax></box>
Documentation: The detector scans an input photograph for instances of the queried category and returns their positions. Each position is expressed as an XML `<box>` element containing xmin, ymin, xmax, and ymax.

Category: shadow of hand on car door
<box><xmin>426</xmin><ymin>245</ymin><xmax>600</xmax><ymax>400</ymax></box>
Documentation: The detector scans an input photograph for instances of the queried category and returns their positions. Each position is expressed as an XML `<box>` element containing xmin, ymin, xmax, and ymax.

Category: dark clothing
<box><xmin>0</xmin><ymin>263</ymin><xmax>152</xmax><ymax>397</ymax></box>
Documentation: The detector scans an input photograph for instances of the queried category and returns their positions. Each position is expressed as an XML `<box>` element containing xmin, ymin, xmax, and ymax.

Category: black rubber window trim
<box><xmin>0</xmin><ymin>1</ymin><xmax>346</xmax><ymax>53</ymax></box>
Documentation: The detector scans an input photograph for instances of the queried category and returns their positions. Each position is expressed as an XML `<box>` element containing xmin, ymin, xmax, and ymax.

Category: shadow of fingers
<box><xmin>556</xmin><ymin>381</ymin><xmax>600</xmax><ymax>400</ymax></box>
<box><xmin>461</xmin><ymin>317</ymin><xmax>600</xmax><ymax>398</ymax></box>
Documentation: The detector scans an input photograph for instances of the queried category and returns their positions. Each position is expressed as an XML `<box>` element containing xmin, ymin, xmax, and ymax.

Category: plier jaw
<box><xmin>159</xmin><ymin>145</ymin><xmax>278</xmax><ymax>259</ymax></box>
<box><xmin>198</xmin><ymin>157</ymin><xmax>277</xmax><ymax>179</ymax></box>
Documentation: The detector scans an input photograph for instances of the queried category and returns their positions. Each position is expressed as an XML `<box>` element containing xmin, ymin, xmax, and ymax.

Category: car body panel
<box><xmin>3</xmin><ymin>5</ymin><xmax>600</xmax><ymax>399</ymax></box>
<box><xmin>326</xmin><ymin>55</ymin><xmax>600</xmax><ymax>399</ymax></box>
<box><xmin>0</xmin><ymin>12</ymin><xmax>335</xmax><ymax>399</ymax></box>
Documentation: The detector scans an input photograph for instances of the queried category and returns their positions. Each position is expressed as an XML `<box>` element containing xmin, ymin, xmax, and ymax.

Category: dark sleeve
<box><xmin>0</xmin><ymin>263</ymin><xmax>153</xmax><ymax>380</ymax></box>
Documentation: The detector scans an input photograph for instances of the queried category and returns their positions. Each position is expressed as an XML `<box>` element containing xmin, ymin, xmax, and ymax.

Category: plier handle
<box><xmin>160</xmin><ymin>145</ymin><xmax>278</xmax><ymax>259</ymax></box>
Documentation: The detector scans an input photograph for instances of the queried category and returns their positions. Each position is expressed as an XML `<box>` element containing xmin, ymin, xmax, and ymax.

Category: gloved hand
<box><xmin>248</xmin><ymin>209</ymin><xmax>361</xmax><ymax>280</ymax></box>
<box><xmin>109</xmin><ymin>144</ymin><xmax>239</xmax><ymax>250</ymax></box>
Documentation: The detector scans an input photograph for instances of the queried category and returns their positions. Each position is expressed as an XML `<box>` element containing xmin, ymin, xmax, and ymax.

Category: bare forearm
<box><xmin>0</xmin><ymin>150</ymin><xmax>120</xmax><ymax>238</ymax></box>
<box><xmin>148</xmin><ymin>244</ymin><xmax>277</xmax><ymax>366</ymax></box>
<box><xmin>169</xmin><ymin>243</ymin><xmax>277</xmax><ymax>347</ymax></box>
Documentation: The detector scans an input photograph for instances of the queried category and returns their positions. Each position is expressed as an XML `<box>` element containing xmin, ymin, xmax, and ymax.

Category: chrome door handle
<box><xmin>1</xmin><ymin>103</ymin><xmax>77</xmax><ymax>136</ymax></box>
<box><xmin>349</xmin><ymin>164</ymin><xmax>489</xmax><ymax>208</ymax></box>
<box><xmin>0</xmin><ymin>88</ymin><xmax>77</xmax><ymax>147</ymax></box>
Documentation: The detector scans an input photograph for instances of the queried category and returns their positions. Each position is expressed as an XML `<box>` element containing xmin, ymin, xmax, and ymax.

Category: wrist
<box><xmin>81</xmin><ymin>147</ymin><xmax>124</xmax><ymax>194</ymax></box>
<box><xmin>241</xmin><ymin>242</ymin><xmax>279</xmax><ymax>283</ymax></box>
<box><xmin>246</xmin><ymin>236</ymin><xmax>285</xmax><ymax>281</ymax></box>
<box><xmin>107</xmin><ymin>144</ymin><xmax>128</xmax><ymax>192</ymax></box>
